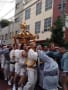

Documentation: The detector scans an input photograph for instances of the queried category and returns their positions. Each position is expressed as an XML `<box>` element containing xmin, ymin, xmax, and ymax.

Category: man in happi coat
<box><xmin>23</xmin><ymin>40</ymin><xmax>38</xmax><ymax>90</ymax></box>
<box><xmin>38</xmin><ymin>50</ymin><xmax>59</xmax><ymax>90</ymax></box>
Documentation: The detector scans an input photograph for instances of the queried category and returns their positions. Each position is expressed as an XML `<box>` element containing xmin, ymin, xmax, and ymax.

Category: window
<box><xmin>44</xmin><ymin>17</ymin><xmax>51</xmax><ymax>31</ymax></box>
<box><xmin>45</xmin><ymin>0</ymin><xmax>52</xmax><ymax>10</ymax></box>
<box><xmin>15</xmin><ymin>17</ymin><xmax>20</xmax><ymax>23</ymax></box>
<box><xmin>35</xmin><ymin>21</ymin><xmax>41</xmax><ymax>34</ymax></box>
<box><xmin>36</xmin><ymin>1</ymin><xmax>42</xmax><ymax>15</ymax></box>
<box><xmin>25</xmin><ymin>8</ymin><xmax>30</xmax><ymax>20</ymax></box>
<box><xmin>26</xmin><ymin>25</ymin><xmax>30</xmax><ymax>31</ymax></box>
<box><xmin>16</xmin><ymin>3</ymin><xmax>19</xmax><ymax>9</ymax></box>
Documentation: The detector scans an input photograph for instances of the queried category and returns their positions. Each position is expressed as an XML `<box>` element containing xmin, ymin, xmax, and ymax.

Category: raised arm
<box><xmin>38</xmin><ymin>50</ymin><xmax>52</xmax><ymax>62</ymax></box>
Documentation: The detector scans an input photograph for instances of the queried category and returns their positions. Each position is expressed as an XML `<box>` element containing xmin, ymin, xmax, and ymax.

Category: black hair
<box><xmin>20</xmin><ymin>44</ymin><xmax>24</xmax><ymax>50</ymax></box>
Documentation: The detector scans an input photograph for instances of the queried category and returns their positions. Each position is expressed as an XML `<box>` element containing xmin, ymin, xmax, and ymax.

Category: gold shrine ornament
<box><xmin>13</xmin><ymin>22</ymin><xmax>36</xmax><ymax>45</ymax></box>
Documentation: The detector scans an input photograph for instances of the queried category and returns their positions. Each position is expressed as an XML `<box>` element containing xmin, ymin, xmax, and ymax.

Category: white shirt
<box><xmin>28</xmin><ymin>48</ymin><xmax>38</xmax><ymax>61</ymax></box>
<box><xmin>10</xmin><ymin>49</ymin><xmax>15</xmax><ymax>61</ymax></box>
<box><xmin>15</xmin><ymin>49</ymin><xmax>21</xmax><ymax>62</ymax></box>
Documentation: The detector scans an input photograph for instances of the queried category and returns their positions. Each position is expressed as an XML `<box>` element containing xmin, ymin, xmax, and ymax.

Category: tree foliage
<box><xmin>0</xmin><ymin>19</ymin><xmax>11</xmax><ymax>28</ymax></box>
<box><xmin>51</xmin><ymin>17</ymin><xmax>64</xmax><ymax>46</ymax></box>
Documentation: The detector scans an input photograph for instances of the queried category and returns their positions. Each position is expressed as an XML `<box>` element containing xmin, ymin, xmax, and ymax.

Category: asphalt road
<box><xmin>0</xmin><ymin>80</ymin><xmax>10</xmax><ymax>90</ymax></box>
<box><xmin>0</xmin><ymin>80</ymin><xmax>63</xmax><ymax>90</ymax></box>
<box><xmin>0</xmin><ymin>70</ymin><xmax>62</xmax><ymax>90</ymax></box>
<box><xmin>0</xmin><ymin>80</ymin><xmax>42</xmax><ymax>90</ymax></box>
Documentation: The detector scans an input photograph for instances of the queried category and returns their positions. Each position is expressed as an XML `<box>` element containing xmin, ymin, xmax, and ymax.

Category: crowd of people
<box><xmin>0</xmin><ymin>41</ymin><xmax>68</xmax><ymax>90</ymax></box>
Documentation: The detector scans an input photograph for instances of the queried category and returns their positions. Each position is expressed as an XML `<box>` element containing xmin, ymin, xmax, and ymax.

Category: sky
<box><xmin>0</xmin><ymin>0</ymin><xmax>15</xmax><ymax>21</ymax></box>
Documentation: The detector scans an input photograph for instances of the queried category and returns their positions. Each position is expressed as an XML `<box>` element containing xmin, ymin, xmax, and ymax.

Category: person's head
<box><xmin>29</xmin><ymin>40</ymin><xmax>36</xmax><ymax>48</ymax></box>
<box><xmin>55</xmin><ymin>47</ymin><xmax>60</xmax><ymax>52</ymax></box>
<box><xmin>20</xmin><ymin>44</ymin><xmax>24</xmax><ymax>50</ymax></box>
<box><xmin>21</xmin><ymin>50</ymin><xmax>27</xmax><ymax>57</ymax></box>
<box><xmin>59</xmin><ymin>47</ymin><xmax>65</xmax><ymax>54</ymax></box>
<box><xmin>49</xmin><ymin>45</ymin><xmax>56</xmax><ymax>51</ymax></box>
<box><xmin>12</xmin><ymin>44</ymin><xmax>18</xmax><ymax>49</ymax></box>
<box><xmin>36</xmin><ymin>45</ymin><xmax>42</xmax><ymax>51</ymax></box>
<box><xmin>43</xmin><ymin>46</ymin><xmax>48</xmax><ymax>51</ymax></box>
<box><xmin>23</xmin><ymin>44</ymin><xmax>27</xmax><ymax>50</ymax></box>
<box><xmin>50</xmin><ymin>42</ymin><xmax>55</xmax><ymax>47</ymax></box>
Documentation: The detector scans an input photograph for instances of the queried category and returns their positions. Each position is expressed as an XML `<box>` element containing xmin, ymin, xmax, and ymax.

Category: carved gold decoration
<box><xmin>13</xmin><ymin>22</ymin><xmax>36</xmax><ymax>45</ymax></box>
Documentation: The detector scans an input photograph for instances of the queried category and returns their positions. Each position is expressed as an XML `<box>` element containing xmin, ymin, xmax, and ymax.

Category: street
<box><xmin>0</xmin><ymin>79</ymin><xmax>62</xmax><ymax>90</ymax></box>
<box><xmin>0</xmin><ymin>80</ymin><xmax>10</xmax><ymax>90</ymax></box>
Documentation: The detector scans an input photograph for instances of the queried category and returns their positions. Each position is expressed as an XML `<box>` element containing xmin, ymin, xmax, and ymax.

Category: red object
<box><xmin>65</xmin><ymin>28</ymin><xmax>68</xmax><ymax>41</ymax></box>
<box><xmin>53</xmin><ymin>0</ymin><xmax>68</xmax><ymax>41</ymax></box>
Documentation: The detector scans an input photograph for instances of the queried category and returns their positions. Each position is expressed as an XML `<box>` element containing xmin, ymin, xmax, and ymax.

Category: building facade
<box><xmin>0</xmin><ymin>0</ymin><xmax>24</xmax><ymax>45</ymax></box>
<box><xmin>0</xmin><ymin>0</ymin><xmax>68</xmax><ymax>45</ymax></box>
<box><xmin>22</xmin><ymin>0</ymin><xmax>68</xmax><ymax>42</ymax></box>
<box><xmin>22</xmin><ymin>0</ymin><xmax>53</xmax><ymax>42</ymax></box>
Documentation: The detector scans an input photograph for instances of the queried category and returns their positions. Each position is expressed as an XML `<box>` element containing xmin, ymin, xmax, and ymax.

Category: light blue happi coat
<box><xmin>0</xmin><ymin>48</ymin><xmax>9</xmax><ymax>55</ymax></box>
<box><xmin>38</xmin><ymin>50</ymin><xmax>59</xmax><ymax>90</ymax></box>
<box><xmin>61</xmin><ymin>52</ymin><xmax>68</xmax><ymax>72</ymax></box>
